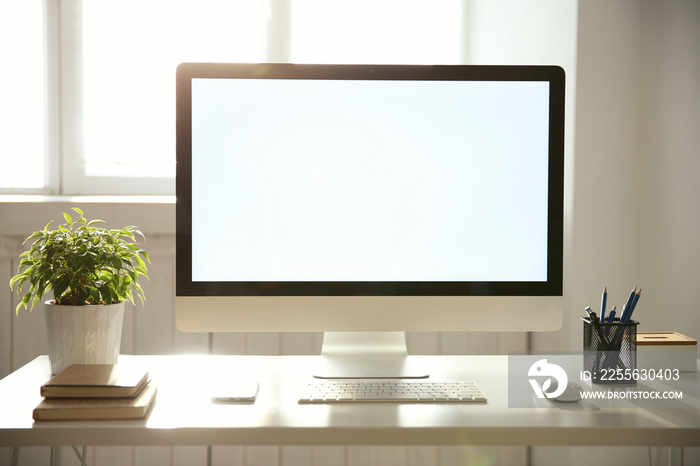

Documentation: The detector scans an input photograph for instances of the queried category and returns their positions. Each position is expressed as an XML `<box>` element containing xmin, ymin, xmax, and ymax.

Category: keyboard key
<box><xmin>299</xmin><ymin>381</ymin><xmax>486</xmax><ymax>404</ymax></box>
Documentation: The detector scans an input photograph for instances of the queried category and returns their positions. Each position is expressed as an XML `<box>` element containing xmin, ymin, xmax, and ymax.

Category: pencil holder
<box><xmin>582</xmin><ymin>318</ymin><xmax>639</xmax><ymax>384</ymax></box>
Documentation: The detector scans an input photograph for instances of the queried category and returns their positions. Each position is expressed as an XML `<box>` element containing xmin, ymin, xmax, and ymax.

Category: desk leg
<box><xmin>71</xmin><ymin>446</ymin><xmax>88</xmax><ymax>466</ymax></box>
<box><xmin>50</xmin><ymin>446</ymin><xmax>62</xmax><ymax>466</ymax></box>
<box><xmin>11</xmin><ymin>447</ymin><xmax>19</xmax><ymax>466</ymax></box>
<box><xmin>668</xmin><ymin>446</ymin><xmax>683</xmax><ymax>466</ymax></box>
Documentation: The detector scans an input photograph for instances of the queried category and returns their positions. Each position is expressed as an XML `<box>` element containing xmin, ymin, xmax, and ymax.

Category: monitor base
<box><xmin>313</xmin><ymin>332</ymin><xmax>429</xmax><ymax>379</ymax></box>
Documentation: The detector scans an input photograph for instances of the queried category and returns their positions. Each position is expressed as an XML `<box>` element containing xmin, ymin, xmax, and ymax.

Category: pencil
<box><xmin>600</xmin><ymin>287</ymin><xmax>607</xmax><ymax>322</ymax></box>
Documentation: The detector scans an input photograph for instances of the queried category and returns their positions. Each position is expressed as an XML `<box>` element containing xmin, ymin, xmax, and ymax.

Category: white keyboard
<box><xmin>299</xmin><ymin>380</ymin><xmax>486</xmax><ymax>404</ymax></box>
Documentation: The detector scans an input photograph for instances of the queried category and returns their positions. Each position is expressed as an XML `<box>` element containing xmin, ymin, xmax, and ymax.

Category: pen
<box><xmin>607</xmin><ymin>307</ymin><xmax>616</xmax><ymax>323</ymax></box>
<box><xmin>584</xmin><ymin>307</ymin><xmax>610</xmax><ymax>350</ymax></box>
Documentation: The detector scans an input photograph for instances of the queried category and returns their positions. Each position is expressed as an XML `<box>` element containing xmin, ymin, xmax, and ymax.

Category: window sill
<box><xmin>0</xmin><ymin>195</ymin><xmax>176</xmax><ymax>236</ymax></box>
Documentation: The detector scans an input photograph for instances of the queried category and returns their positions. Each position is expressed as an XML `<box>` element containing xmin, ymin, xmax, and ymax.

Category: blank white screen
<box><xmin>191</xmin><ymin>78</ymin><xmax>550</xmax><ymax>282</ymax></box>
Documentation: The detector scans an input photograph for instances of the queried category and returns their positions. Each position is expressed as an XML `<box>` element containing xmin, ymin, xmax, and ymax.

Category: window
<box><xmin>67</xmin><ymin>0</ymin><xmax>268</xmax><ymax>194</ymax></box>
<box><xmin>0</xmin><ymin>0</ymin><xmax>45</xmax><ymax>191</ymax></box>
<box><xmin>1</xmin><ymin>0</ymin><xmax>463</xmax><ymax>194</ymax></box>
<box><xmin>1</xmin><ymin>0</ymin><xmax>576</xmax><ymax>196</ymax></box>
<box><xmin>291</xmin><ymin>0</ymin><xmax>462</xmax><ymax>64</ymax></box>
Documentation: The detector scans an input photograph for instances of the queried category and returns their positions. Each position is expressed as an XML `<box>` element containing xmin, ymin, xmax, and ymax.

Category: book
<box><xmin>41</xmin><ymin>362</ymin><xmax>150</xmax><ymax>399</ymax></box>
<box><xmin>33</xmin><ymin>380</ymin><xmax>157</xmax><ymax>421</ymax></box>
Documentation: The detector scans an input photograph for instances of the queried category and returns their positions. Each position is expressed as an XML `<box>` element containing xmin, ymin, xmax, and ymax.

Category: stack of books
<box><xmin>33</xmin><ymin>361</ymin><xmax>157</xmax><ymax>421</ymax></box>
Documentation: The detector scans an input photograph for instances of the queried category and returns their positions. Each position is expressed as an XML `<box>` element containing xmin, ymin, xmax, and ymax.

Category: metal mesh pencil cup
<box><xmin>582</xmin><ymin>318</ymin><xmax>639</xmax><ymax>384</ymax></box>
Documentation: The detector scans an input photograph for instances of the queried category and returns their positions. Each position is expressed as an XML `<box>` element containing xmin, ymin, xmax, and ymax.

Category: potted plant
<box><xmin>10</xmin><ymin>208</ymin><xmax>150</xmax><ymax>374</ymax></box>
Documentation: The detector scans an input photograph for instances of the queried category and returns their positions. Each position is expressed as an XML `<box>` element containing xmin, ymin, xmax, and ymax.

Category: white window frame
<box><xmin>55</xmin><ymin>0</ymin><xmax>175</xmax><ymax>195</ymax></box>
<box><xmin>0</xmin><ymin>0</ymin><xmax>57</xmax><ymax>196</ymax></box>
<box><xmin>27</xmin><ymin>0</ymin><xmax>282</xmax><ymax>196</ymax></box>
<box><xmin>44</xmin><ymin>0</ymin><xmax>61</xmax><ymax>195</ymax></box>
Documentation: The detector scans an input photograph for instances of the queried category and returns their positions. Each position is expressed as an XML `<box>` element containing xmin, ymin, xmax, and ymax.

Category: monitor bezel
<box><xmin>175</xmin><ymin>63</ymin><xmax>565</xmax><ymax>299</ymax></box>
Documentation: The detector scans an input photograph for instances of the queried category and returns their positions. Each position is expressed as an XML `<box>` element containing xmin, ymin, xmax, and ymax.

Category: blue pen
<box><xmin>607</xmin><ymin>308</ymin><xmax>616</xmax><ymax>323</ymax></box>
<box><xmin>600</xmin><ymin>287</ymin><xmax>607</xmax><ymax>323</ymax></box>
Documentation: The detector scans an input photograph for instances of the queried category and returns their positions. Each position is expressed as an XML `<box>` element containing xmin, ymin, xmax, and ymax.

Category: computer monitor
<box><xmin>176</xmin><ymin>63</ymin><xmax>565</xmax><ymax>378</ymax></box>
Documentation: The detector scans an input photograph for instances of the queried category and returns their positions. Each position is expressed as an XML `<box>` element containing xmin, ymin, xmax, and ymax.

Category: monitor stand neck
<box><xmin>313</xmin><ymin>331</ymin><xmax>429</xmax><ymax>379</ymax></box>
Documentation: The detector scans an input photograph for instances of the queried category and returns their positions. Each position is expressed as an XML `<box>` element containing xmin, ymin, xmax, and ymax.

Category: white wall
<box><xmin>535</xmin><ymin>0</ymin><xmax>700</xmax><ymax>350</ymax></box>
<box><xmin>637</xmin><ymin>0</ymin><xmax>700</xmax><ymax>339</ymax></box>
<box><xmin>534</xmin><ymin>1</ymin><xmax>700</xmax><ymax>465</ymax></box>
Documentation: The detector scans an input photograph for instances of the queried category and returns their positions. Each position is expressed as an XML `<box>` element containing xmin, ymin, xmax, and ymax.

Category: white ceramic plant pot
<box><xmin>44</xmin><ymin>301</ymin><xmax>125</xmax><ymax>375</ymax></box>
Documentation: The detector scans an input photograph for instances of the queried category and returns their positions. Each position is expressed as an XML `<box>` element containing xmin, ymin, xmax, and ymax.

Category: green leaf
<box><xmin>9</xmin><ymin>274</ymin><xmax>24</xmax><ymax>290</ymax></box>
<box><xmin>133</xmin><ymin>281</ymin><xmax>145</xmax><ymax>298</ymax></box>
<box><xmin>88</xmin><ymin>287</ymin><xmax>101</xmax><ymax>303</ymax></box>
<box><xmin>22</xmin><ymin>231</ymin><xmax>45</xmax><ymax>246</ymax></box>
<box><xmin>63</xmin><ymin>212</ymin><xmax>74</xmax><ymax>228</ymax></box>
<box><xmin>134</xmin><ymin>255</ymin><xmax>146</xmax><ymax>269</ymax></box>
<box><xmin>53</xmin><ymin>276</ymin><xmax>70</xmax><ymax>302</ymax></box>
<box><xmin>110</xmin><ymin>256</ymin><xmax>122</xmax><ymax>270</ymax></box>
<box><xmin>16</xmin><ymin>292</ymin><xmax>32</xmax><ymax>314</ymax></box>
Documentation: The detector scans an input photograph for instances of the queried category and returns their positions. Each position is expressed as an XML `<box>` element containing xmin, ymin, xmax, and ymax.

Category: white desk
<box><xmin>1</xmin><ymin>355</ymin><xmax>698</xmax><ymax>452</ymax></box>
